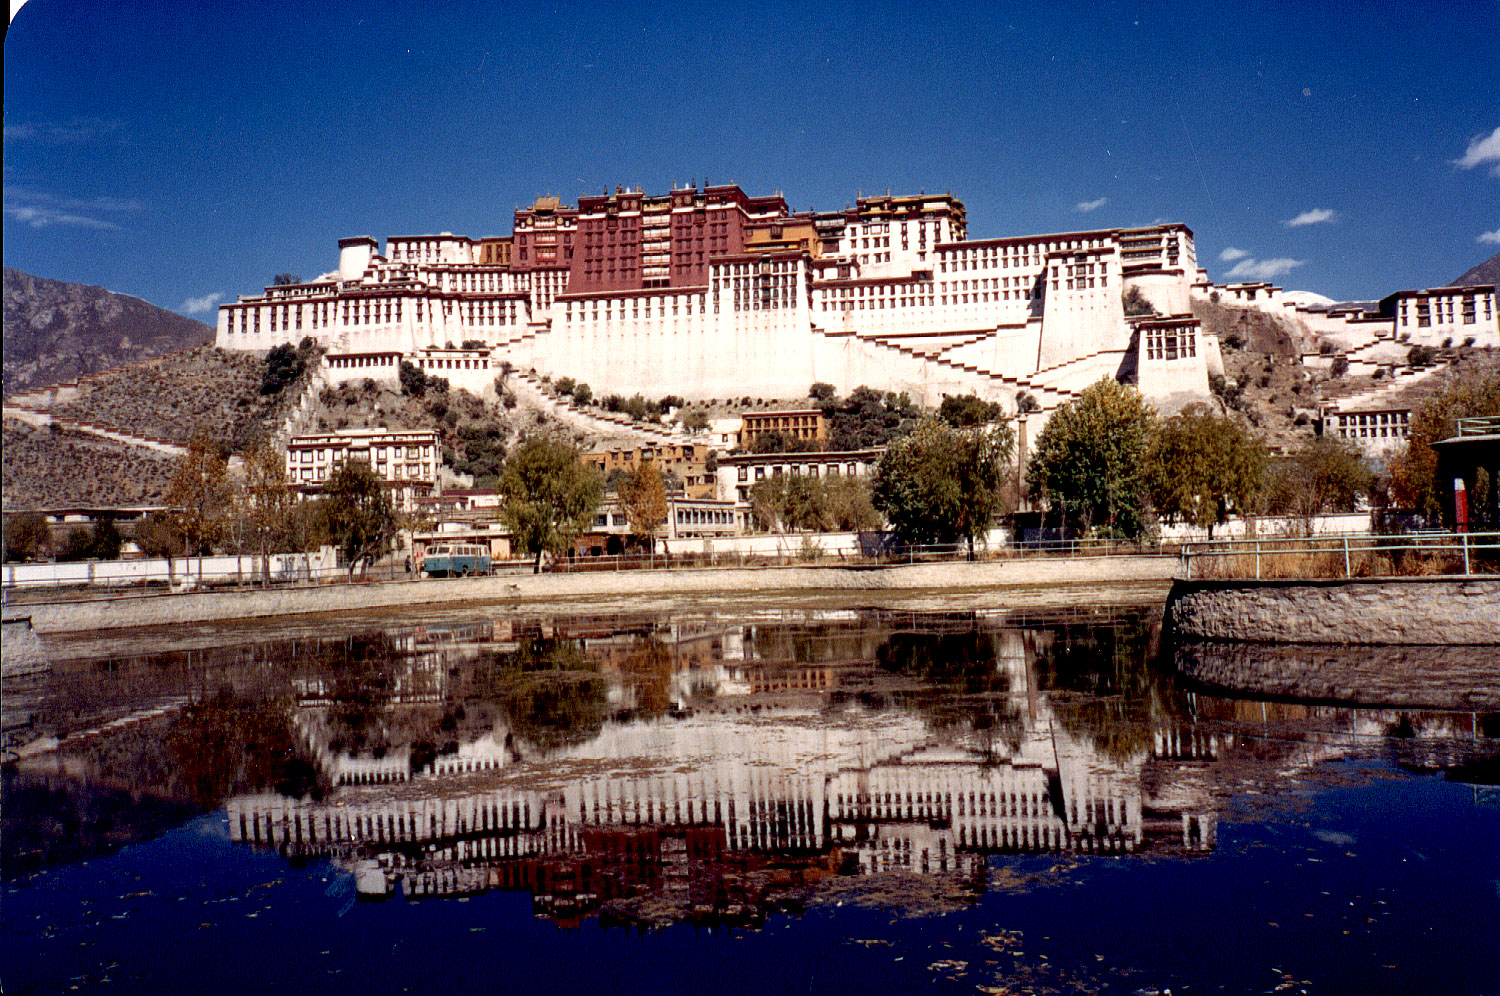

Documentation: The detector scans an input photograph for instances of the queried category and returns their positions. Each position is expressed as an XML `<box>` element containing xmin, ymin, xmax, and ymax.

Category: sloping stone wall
<box><xmin>1173</xmin><ymin>640</ymin><xmax>1500</xmax><ymax>709</ymax></box>
<box><xmin>1166</xmin><ymin>577</ymin><xmax>1500</xmax><ymax>645</ymax></box>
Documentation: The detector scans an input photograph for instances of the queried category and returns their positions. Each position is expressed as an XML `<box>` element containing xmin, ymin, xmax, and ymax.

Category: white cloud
<box><xmin>1455</xmin><ymin>126</ymin><xmax>1500</xmax><ymax>177</ymax></box>
<box><xmin>4</xmin><ymin>204</ymin><xmax>119</xmax><ymax>229</ymax></box>
<box><xmin>1219</xmin><ymin>247</ymin><xmax>1250</xmax><ymax>262</ymax></box>
<box><xmin>1284</xmin><ymin>208</ymin><xmax>1336</xmax><ymax>228</ymax></box>
<box><xmin>2</xmin><ymin>186</ymin><xmax>140</xmax><ymax>231</ymax></box>
<box><xmin>1225</xmin><ymin>257</ymin><xmax>1305</xmax><ymax>280</ymax></box>
<box><xmin>180</xmin><ymin>292</ymin><xmax>224</xmax><ymax>315</ymax></box>
<box><xmin>1</xmin><ymin>117</ymin><xmax>125</xmax><ymax>144</ymax></box>
<box><xmin>1478</xmin><ymin>228</ymin><xmax>1500</xmax><ymax>246</ymax></box>
<box><xmin>1074</xmin><ymin>197</ymin><xmax>1107</xmax><ymax>213</ymax></box>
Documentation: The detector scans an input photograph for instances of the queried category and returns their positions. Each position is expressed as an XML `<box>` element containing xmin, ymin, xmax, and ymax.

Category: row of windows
<box><xmin>1337</xmin><ymin>412</ymin><xmax>1407</xmax><ymax>426</ymax></box>
<box><xmin>329</xmin><ymin>355</ymin><xmax>395</xmax><ymax>368</ymax></box>
<box><xmin>1336</xmin><ymin>422</ymin><xmax>1408</xmax><ymax>440</ymax></box>
<box><xmin>290</xmin><ymin>462</ymin><xmax>431</xmax><ymax>482</ymax></box>
<box><xmin>737</xmin><ymin>462</ymin><xmax>865</xmax><ymax>481</ymax></box>
<box><xmin>564</xmin><ymin>295</ymin><xmax>706</xmax><ymax>321</ymax></box>
<box><xmin>1402</xmin><ymin>295</ymin><xmax>1491</xmax><ymax>326</ymax></box>
<box><xmin>745</xmin><ymin>414</ymin><xmax>821</xmax><ymax>428</ymax></box>
<box><xmin>417</xmin><ymin>357</ymin><xmax>489</xmax><ymax>370</ymax></box>
<box><xmin>464</xmin><ymin>301</ymin><xmax>519</xmax><ymax>325</ymax></box>
<box><xmin>292</xmin><ymin>444</ymin><xmax>433</xmax><ymax>463</ymax></box>
<box><xmin>674</xmin><ymin>508</ymin><xmax>734</xmax><ymax>525</ymax></box>
<box><xmin>1144</xmin><ymin>329</ymin><xmax>1197</xmax><ymax>361</ymax></box>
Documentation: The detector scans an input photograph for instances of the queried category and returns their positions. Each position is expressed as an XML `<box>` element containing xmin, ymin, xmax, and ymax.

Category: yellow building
<box><xmin>740</xmin><ymin>409</ymin><xmax>828</xmax><ymax>448</ymax></box>
<box><xmin>583</xmin><ymin>442</ymin><xmax>715</xmax><ymax>498</ymax></box>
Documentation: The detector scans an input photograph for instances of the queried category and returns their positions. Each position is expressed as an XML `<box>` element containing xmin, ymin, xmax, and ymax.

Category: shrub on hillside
<box><xmin>260</xmin><ymin>343</ymin><xmax>305</xmax><ymax>395</ymax></box>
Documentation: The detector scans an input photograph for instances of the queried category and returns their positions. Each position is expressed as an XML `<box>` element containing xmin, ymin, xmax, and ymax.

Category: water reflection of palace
<box><xmin>225</xmin><ymin>618</ymin><xmax>1226</xmax><ymax>922</ymax></box>
<box><xmin>14</xmin><ymin>608</ymin><xmax>1497</xmax><ymax>925</ymax></box>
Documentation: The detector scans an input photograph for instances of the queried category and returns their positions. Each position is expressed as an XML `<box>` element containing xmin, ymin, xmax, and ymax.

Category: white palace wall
<box><xmin>219</xmin><ymin>223</ymin><xmax>1220</xmax><ymax>414</ymax></box>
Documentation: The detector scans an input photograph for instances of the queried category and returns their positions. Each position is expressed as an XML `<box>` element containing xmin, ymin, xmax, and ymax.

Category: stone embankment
<box><xmin>1165</xmin><ymin>577</ymin><xmax>1500</xmax><ymax>645</ymax></box>
<box><xmin>17</xmin><ymin>555</ymin><xmax>1177</xmax><ymax>635</ymax></box>
<box><xmin>1173</xmin><ymin>640</ymin><xmax>1500</xmax><ymax>710</ymax></box>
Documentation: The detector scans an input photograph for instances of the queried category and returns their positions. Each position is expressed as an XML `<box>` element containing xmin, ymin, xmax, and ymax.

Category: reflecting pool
<box><xmin>3</xmin><ymin>604</ymin><xmax>1498</xmax><ymax>994</ymax></box>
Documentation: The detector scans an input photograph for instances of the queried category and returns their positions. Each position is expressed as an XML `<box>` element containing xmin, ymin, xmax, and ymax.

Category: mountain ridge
<box><xmin>1449</xmin><ymin>250</ymin><xmax>1500</xmax><ymax>292</ymax></box>
<box><xmin>3</xmin><ymin>268</ymin><xmax>214</xmax><ymax>396</ymax></box>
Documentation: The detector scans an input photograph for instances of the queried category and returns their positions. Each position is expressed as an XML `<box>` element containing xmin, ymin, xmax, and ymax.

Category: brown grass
<box><xmin>1190</xmin><ymin>538</ymin><xmax>1477</xmax><ymax>579</ymax></box>
<box><xmin>2</xmin><ymin>419</ymin><xmax>176</xmax><ymax>509</ymax></box>
<box><xmin>52</xmin><ymin>346</ymin><xmax>304</xmax><ymax>451</ymax></box>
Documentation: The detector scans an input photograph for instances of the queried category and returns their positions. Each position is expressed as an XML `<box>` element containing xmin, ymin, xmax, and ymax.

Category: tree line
<box><xmin>7</xmin><ymin>368</ymin><xmax>1491</xmax><ymax>567</ymax></box>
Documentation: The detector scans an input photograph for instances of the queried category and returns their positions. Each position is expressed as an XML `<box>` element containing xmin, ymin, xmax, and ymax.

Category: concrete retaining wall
<box><xmin>19</xmin><ymin>555</ymin><xmax>1178</xmax><ymax>635</ymax></box>
<box><xmin>1166</xmin><ymin>576</ymin><xmax>1500</xmax><ymax>645</ymax></box>
<box><xmin>1173</xmin><ymin>640</ymin><xmax>1500</xmax><ymax>709</ymax></box>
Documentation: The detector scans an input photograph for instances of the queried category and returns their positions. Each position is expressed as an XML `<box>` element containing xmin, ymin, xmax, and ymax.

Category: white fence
<box><xmin>3</xmin><ymin>548</ymin><xmax>339</xmax><ymax>591</ymax></box>
<box><xmin>1155</xmin><ymin>512</ymin><xmax>1372</xmax><ymax>542</ymax></box>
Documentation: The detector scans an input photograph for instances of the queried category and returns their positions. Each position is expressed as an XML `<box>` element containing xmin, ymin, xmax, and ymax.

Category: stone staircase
<box><xmin>1322</xmin><ymin>360</ymin><xmax>1448</xmax><ymax>412</ymax></box>
<box><xmin>270</xmin><ymin>353</ymin><xmax>329</xmax><ymax>448</ymax></box>
<box><xmin>2</xmin><ymin>402</ymin><xmax>188</xmax><ymax>457</ymax></box>
<box><xmin>509</xmin><ymin>371</ymin><xmax>695</xmax><ymax>445</ymax></box>
<box><xmin>848</xmin><ymin>331</ymin><xmax>1080</xmax><ymax>411</ymax></box>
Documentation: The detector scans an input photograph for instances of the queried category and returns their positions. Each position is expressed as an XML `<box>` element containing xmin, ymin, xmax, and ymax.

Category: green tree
<box><xmin>260</xmin><ymin>343</ymin><xmax>305</xmax><ymax>395</ymax></box>
<box><xmin>1027</xmin><ymin>379</ymin><xmax>1157</xmax><ymax>537</ymax></box>
<box><xmin>873</xmin><ymin>417</ymin><xmax>1015</xmax><ymax>556</ymax></box>
<box><xmin>58</xmin><ymin>527</ymin><xmax>94</xmax><ymax>562</ymax></box>
<box><xmin>272</xmin><ymin>273</ymin><xmax>302</xmax><ymax>286</ymax></box>
<box><xmin>1147</xmin><ymin>404</ymin><xmax>1267</xmax><ymax>537</ymax></box>
<box><xmin>748</xmin><ymin>429</ymin><xmax>819</xmax><ymax>454</ymax></box>
<box><xmin>938</xmin><ymin>393</ymin><xmax>1003</xmax><ymax>428</ymax></box>
<box><xmin>822</xmin><ymin>386</ymin><xmax>921</xmax><ymax>450</ymax></box>
<box><xmin>239</xmin><ymin>442</ymin><xmax>296</xmax><ymax>584</ymax></box>
<box><xmin>1390</xmin><ymin>368</ymin><xmax>1500</xmax><ymax>520</ymax></box>
<box><xmin>88</xmin><ymin>517</ymin><xmax>122</xmax><ymax>560</ymax></box>
<box><xmin>572</xmin><ymin>383</ymin><xmax>592</xmax><ymax>406</ymax></box>
<box><xmin>399</xmin><ymin>360</ymin><xmax>429</xmax><ymax>398</ymax></box>
<box><xmin>748</xmin><ymin>475</ymin><xmax>824</xmax><ymax>533</ymax></box>
<box><xmin>1266</xmin><ymin>436</ymin><xmax>1374</xmax><ymax>521</ymax></box>
<box><xmin>166</xmin><ymin>430</ymin><xmax>232</xmax><ymax>559</ymax></box>
<box><xmin>285</xmin><ymin>498</ymin><xmax>331</xmax><ymax>553</ymax></box>
<box><xmin>823</xmin><ymin>475</ymin><xmax>881</xmax><ymax>532</ymax></box>
<box><xmin>2</xmin><ymin>513</ymin><xmax>51</xmax><ymax>562</ymax></box>
<box><xmin>55</xmin><ymin>518</ymin><xmax>121</xmax><ymax>562</ymax></box>
<box><xmin>324</xmin><ymin>460</ymin><xmax>397</xmax><ymax>579</ymax></box>
<box><xmin>680</xmin><ymin>408</ymin><xmax>711</xmax><ymax>434</ymax></box>
<box><xmin>498</xmin><ymin>437</ymin><xmax>604</xmax><ymax>572</ymax></box>
<box><xmin>133</xmin><ymin>510</ymin><xmax>183</xmax><ymax>580</ymax></box>
<box><xmin>453</xmin><ymin>422</ymin><xmax>509</xmax><ymax>487</ymax></box>
<box><xmin>618</xmin><ymin>464</ymin><xmax>669</xmax><ymax>556</ymax></box>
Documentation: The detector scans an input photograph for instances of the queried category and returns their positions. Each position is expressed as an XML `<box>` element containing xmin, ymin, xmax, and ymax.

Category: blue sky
<box><xmin>4</xmin><ymin>0</ymin><xmax>1498</xmax><ymax>319</ymax></box>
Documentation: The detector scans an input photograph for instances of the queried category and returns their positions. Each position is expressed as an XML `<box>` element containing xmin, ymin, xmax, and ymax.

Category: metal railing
<box><xmin>1179</xmin><ymin>530</ymin><xmax>1500</xmax><ymax>580</ymax></box>
<box><xmin>9</xmin><ymin>530</ymin><xmax>1493</xmax><ymax>605</ymax></box>
<box><xmin>1455</xmin><ymin>415</ymin><xmax>1500</xmax><ymax>437</ymax></box>
<box><xmin>2</xmin><ymin>537</ymin><xmax>1182</xmax><ymax>603</ymax></box>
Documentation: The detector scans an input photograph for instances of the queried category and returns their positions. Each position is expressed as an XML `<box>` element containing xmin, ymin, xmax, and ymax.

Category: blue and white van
<box><xmin>421</xmin><ymin>543</ymin><xmax>492</xmax><ymax>578</ymax></box>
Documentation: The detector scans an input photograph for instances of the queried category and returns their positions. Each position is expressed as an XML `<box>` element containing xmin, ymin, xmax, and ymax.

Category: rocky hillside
<box><xmin>1449</xmin><ymin>251</ymin><xmax>1500</xmax><ymax>293</ymax></box>
<box><xmin>2</xmin><ymin>420</ymin><xmax>176</xmax><ymax>511</ymax></box>
<box><xmin>314</xmin><ymin>379</ymin><xmax>565</xmax><ymax>489</ymax></box>
<box><xmin>1190</xmin><ymin>294</ymin><xmax>1310</xmax><ymax>357</ymax></box>
<box><xmin>48</xmin><ymin>346</ymin><xmax>300</xmax><ymax>452</ymax></box>
<box><xmin>3</xmin><ymin>268</ymin><xmax>213</xmax><ymax>396</ymax></box>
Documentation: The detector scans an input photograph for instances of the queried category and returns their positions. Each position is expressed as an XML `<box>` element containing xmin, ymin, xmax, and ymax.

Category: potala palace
<box><xmin>216</xmin><ymin>183</ymin><xmax>1500</xmax><ymax>415</ymax></box>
